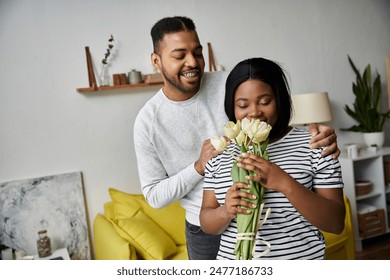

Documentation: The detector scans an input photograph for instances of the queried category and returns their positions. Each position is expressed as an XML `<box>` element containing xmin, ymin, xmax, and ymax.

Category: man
<box><xmin>133</xmin><ymin>16</ymin><xmax>339</xmax><ymax>260</ymax></box>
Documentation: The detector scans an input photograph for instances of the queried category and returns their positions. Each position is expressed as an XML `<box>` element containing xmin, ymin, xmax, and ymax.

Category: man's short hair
<box><xmin>151</xmin><ymin>16</ymin><xmax>196</xmax><ymax>54</ymax></box>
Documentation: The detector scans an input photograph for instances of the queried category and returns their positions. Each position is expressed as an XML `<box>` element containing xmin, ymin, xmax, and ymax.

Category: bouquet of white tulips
<box><xmin>211</xmin><ymin>117</ymin><xmax>272</xmax><ymax>260</ymax></box>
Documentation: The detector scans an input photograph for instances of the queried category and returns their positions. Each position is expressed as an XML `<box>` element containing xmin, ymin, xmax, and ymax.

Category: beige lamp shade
<box><xmin>290</xmin><ymin>92</ymin><xmax>333</xmax><ymax>125</ymax></box>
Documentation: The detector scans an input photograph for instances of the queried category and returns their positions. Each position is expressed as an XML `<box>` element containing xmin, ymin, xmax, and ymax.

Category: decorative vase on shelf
<box><xmin>362</xmin><ymin>131</ymin><xmax>385</xmax><ymax>148</ymax></box>
<box><xmin>99</xmin><ymin>63</ymin><xmax>110</xmax><ymax>86</ymax></box>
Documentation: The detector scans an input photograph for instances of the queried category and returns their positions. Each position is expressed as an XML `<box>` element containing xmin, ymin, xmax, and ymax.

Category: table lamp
<box><xmin>290</xmin><ymin>92</ymin><xmax>333</xmax><ymax>125</ymax></box>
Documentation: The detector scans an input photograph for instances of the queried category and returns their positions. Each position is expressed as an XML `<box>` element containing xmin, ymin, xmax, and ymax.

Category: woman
<box><xmin>199</xmin><ymin>57</ymin><xmax>345</xmax><ymax>259</ymax></box>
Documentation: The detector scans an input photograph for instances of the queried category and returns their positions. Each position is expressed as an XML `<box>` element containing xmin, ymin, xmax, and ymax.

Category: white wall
<box><xmin>1</xmin><ymin>0</ymin><xmax>389</xmax><ymax>258</ymax></box>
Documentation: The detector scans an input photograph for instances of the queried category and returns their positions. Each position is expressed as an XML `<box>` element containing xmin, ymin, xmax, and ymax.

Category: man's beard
<box><xmin>161</xmin><ymin>67</ymin><xmax>202</xmax><ymax>95</ymax></box>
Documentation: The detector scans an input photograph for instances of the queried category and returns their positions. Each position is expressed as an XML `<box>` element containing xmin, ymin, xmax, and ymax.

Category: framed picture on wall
<box><xmin>0</xmin><ymin>171</ymin><xmax>91</xmax><ymax>260</ymax></box>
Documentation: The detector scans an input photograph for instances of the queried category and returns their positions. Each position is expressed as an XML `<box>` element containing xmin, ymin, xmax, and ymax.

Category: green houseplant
<box><xmin>342</xmin><ymin>56</ymin><xmax>390</xmax><ymax>146</ymax></box>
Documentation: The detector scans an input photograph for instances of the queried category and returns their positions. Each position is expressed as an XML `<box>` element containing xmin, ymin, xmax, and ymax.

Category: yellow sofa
<box><xmin>321</xmin><ymin>195</ymin><xmax>355</xmax><ymax>260</ymax></box>
<box><xmin>93</xmin><ymin>188</ymin><xmax>354</xmax><ymax>260</ymax></box>
<box><xmin>93</xmin><ymin>188</ymin><xmax>188</xmax><ymax>260</ymax></box>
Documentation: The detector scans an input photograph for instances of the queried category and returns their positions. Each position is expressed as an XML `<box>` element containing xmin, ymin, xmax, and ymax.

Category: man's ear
<box><xmin>151</xmin><ymin>52</ymin><xmax>161</xmax><ymax>72</ymax></box>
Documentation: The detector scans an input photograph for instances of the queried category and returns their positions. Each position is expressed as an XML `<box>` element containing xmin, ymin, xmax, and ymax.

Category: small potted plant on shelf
<box><xmin>342</xmin><ymin>55</ymin><xmax>390</xmax><ymax>147</ymax></box>
<box><xmin>99</xmin><ymin>35</ymin><xmax>114</xmax><ymax>86</ymax></box>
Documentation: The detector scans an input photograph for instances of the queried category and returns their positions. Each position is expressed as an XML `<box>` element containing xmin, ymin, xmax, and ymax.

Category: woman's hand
<box><xmin>200</xmin><ymin>183</ymin><xmax>256</xmax><ymax>235</ymax></box>
<box><xmin>307</xmin><ymin>124</ymin><xmax>340</xmax><ymax>159</ymax></box>
<box><xmin>236</xmin><ymin>153</ymin><xmax>295</xmax><ymax>194</ymax></box>
<box><xmin>224</xmin><ymin>182</ymin><xmax>257</xmax><ymax>218</ymax></box>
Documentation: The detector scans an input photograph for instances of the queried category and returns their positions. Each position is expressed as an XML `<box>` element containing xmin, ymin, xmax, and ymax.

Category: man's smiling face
<box><xmin>152</xmin><ymin>30</ymin><xmax>205</xmax><ymax>101</ymax></box>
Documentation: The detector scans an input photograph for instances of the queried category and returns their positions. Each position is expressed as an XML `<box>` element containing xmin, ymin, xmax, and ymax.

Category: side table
<box><xmin>33</xmin><ymin>248</ymin><xmax>70</xmax><ymax>260</ymax></box>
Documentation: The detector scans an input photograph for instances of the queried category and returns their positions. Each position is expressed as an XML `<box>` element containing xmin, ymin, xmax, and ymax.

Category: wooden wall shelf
<box><xmin>76</xmin><ymin>82</ymin><xmax>163</xmax><ymax>93</ymax></box>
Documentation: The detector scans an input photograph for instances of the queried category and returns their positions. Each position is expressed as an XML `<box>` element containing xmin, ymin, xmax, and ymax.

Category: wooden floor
<box><xmin>355</xmin><ymin>233</ymin><xmax>390</xmax><ymax>260</ymax></box>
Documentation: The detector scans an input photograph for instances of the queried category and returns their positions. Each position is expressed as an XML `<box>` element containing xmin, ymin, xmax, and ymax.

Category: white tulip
<box><xmin>235</xmin><ymin>131</ymin><xmax>247</xmax><ymax>146</ymax></box>
<box><xmin>251</xmin><ymin>121</ymin><xmax>272</xmax><ymax>144</ymax></box>
<box><xmin>210</xmin><ymin>136</ymin><xmax>227</xmax><ymax>151</ymax></box>
<box><xmin>240</xmin><ymin>117</ymin><xmax>253</xmax><ymax>135</ymax></box>
<box><xmin>223</xmin><ymin>121</ymin><xmax>241</xmax><ymax>139</ymax></box>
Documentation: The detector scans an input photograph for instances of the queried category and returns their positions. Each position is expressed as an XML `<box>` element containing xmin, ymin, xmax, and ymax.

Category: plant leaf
<box><xmin>343</xmin><ymin>56</ymin><xmax>387</xmax><ymax>132</ymax></box>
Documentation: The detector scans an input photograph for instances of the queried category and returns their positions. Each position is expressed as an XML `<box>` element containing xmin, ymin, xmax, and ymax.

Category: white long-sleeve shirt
<box><xmin>133</xmin><ymin>71</ymin><xmax>229</xmax><ymax>226</ymax></box>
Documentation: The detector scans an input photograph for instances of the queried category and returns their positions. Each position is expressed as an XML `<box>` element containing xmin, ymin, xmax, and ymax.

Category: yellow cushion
<box><xmin>114</xmin><ymin>202</ymin><xmax>139</xmax><ymax>219</ymax></box>
<box><xmin>93</xmin><ymin>214</ymin><xmax>137</xmax><ymax>260</ymax></box>
<box><xmin>104</xmin><ymin>201</ymin><xmax>115</xmax><ymax>220</ymax></box>
<box><xmin>113</xmin><ymin>210</ymin><xmax>177</xmax><ymax>260</ymax></box>
<box><xmin>109</xmin><ymin>188</ymin><xmax>186</xmax><ymax>245</ymax></box>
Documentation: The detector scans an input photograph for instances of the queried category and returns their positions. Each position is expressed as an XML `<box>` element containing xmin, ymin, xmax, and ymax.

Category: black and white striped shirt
<box><xmin>204</xmin><ymin>127</ymin><xmax>344</xmax><ymax>260</ymax></box>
